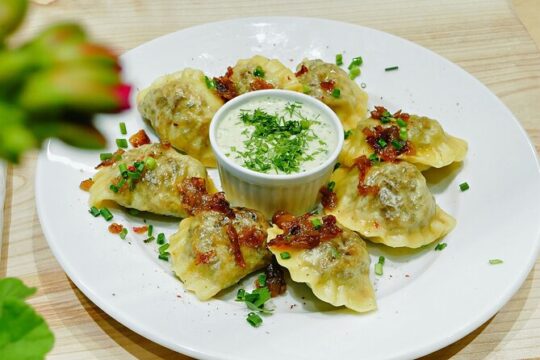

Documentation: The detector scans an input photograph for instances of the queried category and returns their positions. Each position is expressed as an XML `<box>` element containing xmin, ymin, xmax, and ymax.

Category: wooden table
<box><xmin>2</xmin><ymin>1</ymin><xmax>540</xmax><ymax>358</ymax></box>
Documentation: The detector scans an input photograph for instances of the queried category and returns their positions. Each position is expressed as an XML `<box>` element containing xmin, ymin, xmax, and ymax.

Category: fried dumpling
<box><xmin>295</xmin><ymin>59</ymin><xmax>368</xmax><ymax>130</ymax></box>
<box><xmin>89</xmin><ymin>143</ymin><xmax>214</xmax><ymax>217</ymax></box>
<box><xmin>169</xmin><ymin>202</ymin><xmax>272</xmax><ymax>300</ymax></box>
<box><xmin>339</xmin><ymin>107</ymin><xmax>467</xmax><ymax>170</ymax></box>
<box><xmin>324</xmin><ymin>157</ymin><xmax>455</xmax><ymax>248</ymax></box>
<box><xmin>137</xmin><ymin>68</ymin><xmax>224</xmax><ymax>167</ymax></box>
<box><xmin>267</xmin><ymin>211</ymin><xmax>376</xmax><ymax>312</ymax></box>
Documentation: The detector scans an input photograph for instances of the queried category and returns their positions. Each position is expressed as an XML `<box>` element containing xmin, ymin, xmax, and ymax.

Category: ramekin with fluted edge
<box><xmin>209</xmin><ymin>89</ymin><xmax>344</xmax><ymax>219</ymax></box>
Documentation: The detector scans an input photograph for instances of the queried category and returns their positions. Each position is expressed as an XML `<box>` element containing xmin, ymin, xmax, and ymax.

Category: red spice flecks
<box><xmin>226</xmin><ymin>224</ymin><xmax>246</xmax><ymax>268</ymax></box>
<box><xmin>362</xmin><ymin>125</ymin><xmax>412</xmax><ymax>162</ymax></box>
<box><xmin>249</xmin><ymin>78</ymin><xmax>274</xmax><ymax>91</ymax></box>
<box><xmin>269</xmin><ymin>211</ymin><xmax>342</xmax><ymax>250</ymax></box>
<box><xmin>320</xmin><ymin>185</ymin><xmax>337</xmax><ymax>210</ymax></box>
<box><xmin>238</xmin><ymin>227</ymin><xmax>266</xmax><ymax>248</ymax></box>
<box><xmin>108</xmin><ymin>223</ymin><xmax>124</xmax><ymax>234</ymax></box>
<box><xmin>132</xmin><ymin>225</ymin><xmax>148</xmax><ymax>234</ymax></box>
<box><xmin>195</xmin><ymin>250</ymin><xmax>216</xmax><ymax>265</ymax></box>
<box><xmin>95</xmin><ymin>149</ymin><xmax>125</xmax><ymax>169</ymax></box>
<box><xmin>353</xmin><ymin>155</ymin><xmax>380</xmax><ymax>196</ymax></box>
<box><xmin>214</xmin><ymin>66</ymin><xmax>237</xmax><ymax>101</ymax></box>
<box><xmin>79</xmin><ymin>178</ymin><xmax>94</xmax><ymax>191</ymax></box>
<box><xmin>320</xmin><ymin>80</ymin><xmax>335</xmax><ymax>92</ymax></box>
<box><xmin>264</xmin><ymin>256</ymin><xmax>287</xmax><ymax>297</ymax></box>
<box><xmin>295</xmin><ymin>64</ymin><xmax>308</xmax><ymax>77</ymax></box>
<box><xmin>129</xmin><ymin>129</ymin><xmax>151</xmax><ymax>148</ymax></box>
<box><xmin>178</xmin><ymin>177</ymin><xmax>235</xmax><ymax>219</ymax></box>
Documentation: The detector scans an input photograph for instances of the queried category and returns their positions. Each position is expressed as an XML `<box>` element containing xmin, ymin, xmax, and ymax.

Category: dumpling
<box><xmin>323</xmin><ymin>157</ymin><xmax>455</xmax><ymax>248</ymax></box>
<box><xmin>295</xmin><ymin>59</ymin><xmax>368</xmax><ymax>130</ymax></box>
<box><xmin>169</xmin><ymin>195</ymin><xmax>272</xmax><ymax>300</ymax></box>
<box><xmin>339</xmin><ymin>106</ymin><xmax>467</xmax><ymax>170</ymax></box>
<box><xmin>137</xmin><ymin>68</ymin><xmax>223</xmax><ymax>167</ymax></box>
<box><xmin>214</xmin><ymin>55</ymin><xmax>302</xmax><ymax>100</ymax></box>
<box><xmin>89</xmin><ymin>143</ymin><xmax>215</xmax><ymax>217</ymax></box>
<box><xmin>267</xmin><ymin>211</ymin><xmax>375</xmax><ymax>312</ymax></box>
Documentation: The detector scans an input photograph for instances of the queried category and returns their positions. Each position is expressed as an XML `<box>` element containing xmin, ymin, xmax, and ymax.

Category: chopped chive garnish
<box><xmin>280</xmin><ymin>252</ymin><xmax>291</xmax><ymax>260</ymax></box>
<box><xmin>145</xmin><ymin>157</ymin><xmax>157</xmax><ymax>170</ymax></box>
<box><xmin>236</xmin><ymin>288</ymin><xmax>246</xmax><ymax>300</ymax></box>
<box><xmin>378</xmin><ymin>256</ymin><xmax>385</xmax><ymax>265</ymax></box>
<box><xmin>344</xmin><ymin>130</ymin><xmax>353</xmax><ymax>139</ymax></box>
<box><xmin>489</xmin><ymin>259</ymin><xmax>503</xmax><ymax>265</ymax></box>
<box><xmin>327</xmin><ymin>181</ymin><xmax>336</xmax><ymax>192</ymax></box>
<box><xmin>396</xmin><ymin>118</ymin><xmax>407</xmax><ymax>127</ymax></box>
<box><xmin>253</xmin><ymin>66</ymin><xmax>265</xmax><ymax>78</ymax></box>
<box><xmin>302</xmin><ymin>84</ymin><xmax>311</xmax><ymax>94</ymax></box>
<box><xmin>100</xmin><ymin>208</ymin><xmax>113</xmax><ymax>221</ymax></box>
<box><xmin>157</xmin><ymin>233</ymin><xmax>166</xmax><ymax>245</ymax></box>
<box><xmin>143</xmin><ymin>236</ymin><xmax>155</xmax><ymax>243</ymax></box>
<box><xmin>128</xmin><ymin>208</ymin><xmax>140</xmax><ymax>216</ymax></box>
<box><xmin>434</xmin><ymin>243</ymin><xmax>447</xmax><ymax>251</ymax></box>
<box><xmin>335</xmin><ymin>53</ymin><xmax>343</xmax><ymax>66</ymax></box>
<box><xmin>135</xmin><ymin>161</ymin><xmax>144</xmax><ymax>172</ymax></box>
<box><xmin>100</xmin><ymin>153</ymin><xmax>113</xmax><ymax>161</ymax></box>
<box><xmin>369</xmin><ymin>153</ymin><xmax>380</xmax><ymax>163</ymax></box>
<box><xmin>374</xmin><ymin>256</ymin><xmax>385</xmax><ymax>276</ymax></box>
<box><xmin>331</xmin><ymin>88</ymin><xmax>341</xmax><ymax>98</ymax></box>
<box><xmin>399</xmin><ymin>128</ymin><xmax>408</xmax><ymax>141</ymax></box>
<box><xmin>118</xmin><ymin>163</ymin><xmax>128</xmax><ymax>177</ymax></box>
<box><xmin>109</xmin><ymin>184</ymin><xmax>119</xmax><ymax>193</ymax></box>
<box><xmin>330</xmin><ymin>246</ymin><xmax>340</xmax><ymax>258</ymax></box>
<box><xmin>89</xmin><ymin>206</ymin><xmax>100</xmax><ymax>217</ymax></box>
<box><xmin>204</xmin><ymin>75</ymin><xmax>216</xmax><ymax>89</ymax></box>
<box><xmin>148</xmin><ymin>224</ymin><xmax>154</xmax><ymax>237</ymax></box>
<box><xmin>158</xmin><ymin>253</ymin><xmax>169</xmax><ymax>261</ymax></box>
<box><xmin>333</xmin><ymin>162</ymin><xmax>341</xmax><ymax>171</ymax></box>
<box><xmin>257</xmin><ymin>274</ymin><xmax>267</xmax><ymax>287</ymax></box>
<box><xmin>116</xmin><ymin>138</ymin><xmax>128</xmax><ymax>148</ymax></box>
<box><xmin>385</xmin><ymin>66</ymin><xmax>399</xmax><ymax>72</ymax></box>
<box><xmin>459</xmin><ymin>182</ymin><xmax>470</xmax><ymax>192</ymax></box>
<box><xmin>119</xmin><ymin>122</ymin><xmax>127</xmax><ymax>135</ymax></box>
<box><xmin>311</xmin><ymin>218</ymin><xmax>323</xmax><ymax>230</ymax></box>
<box><xmin>349</xmin><ymin>66</ymin><xmax>361</xmax><ymax>80</ymax></box>
<box><xmin>246</xmin><ymin>312</ymin><xmax>263</xmax><ymax>327</ymax></box>
<box><xmin>391</xmin><ymin>140</ymin><xmax>404</xmax><ymax>150</ymax></box>
<box><xmin>119</xmin><ymin>228</ymin><xmax>128</xmax><ymax>240</ymax></box>
<box><xmin>377</xmin><ymin>138</ymin><xmax>388</xmax><ymax>148</ymax></box>
<box><xmin>158</xmin><ymin>243</ymin><xmax>170</xmax><ymax>254</ymax></box>
<box><xmin>348</xmin><ymin>56</ymin><xmax>363</xmax><ymax>69</ymax></box>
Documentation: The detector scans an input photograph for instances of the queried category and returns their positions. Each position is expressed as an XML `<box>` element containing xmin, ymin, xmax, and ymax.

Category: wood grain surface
<box><xmin>2</xmin><ymin>0</ymin><xmax>540</xmax><ymax>359</ymax></box>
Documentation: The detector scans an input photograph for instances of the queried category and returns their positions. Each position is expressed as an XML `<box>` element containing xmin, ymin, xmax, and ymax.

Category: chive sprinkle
<box><xmin>333</xmin><ymin>162</ymin><xmax>341</xmax><ymax>171</ymax></box>
<box><xmin>377</xmin><ymin>138</ymin><xmax>388</xmax><ymax>148</ymax></box>
<box><xmin>344</xmin><ymin>130</ymin><xmax>353</xmax><ymax>139</ymax></box>
<box><xmin>158</xmin><ymin>243</ymin><xmax>170</xmax><ymax>255</ymax></box>
<box><xmin>204</xmin><ymin>75</ymin><xmax>216</xmax><ymax>89</ymax></box>
<box><xmin>100</xmin><ymin>152</ymin><xmax>113</xmax><ymax>161</ymax></box>
<box><xmin>116</xmin><ymin>138</ymin><xmax>128</xmax><ymax>148</ymax></box>
<box><xmin>89</xmin><ymin>206</ymin><xmax>100</xmax><ymax>217</ymax></box>
<box><xmin>145</xmin><ymin>157</ymin><xmax>157</xmax><ymax>170</ymax></box>
<box><xmin>399</xmin><ymin>128</ymin><xmax>408</xmax><ymax>141</ymax></box>
<box><xmin>257</xmin><ymin>274</ymin><xmax>267</xmax><ymax>287</ymax></box>
<box><xmin>335</xmin><ymin>53</ymin><xmax>343</xmax><ymax>66</ymax></box>
<box><xmin>331</xmin><ymin>88</ymin><xmax>341</xmax><ymax>98</ymax></box>
<box><xmin>158</xmin><ymin>253</ymin><xmax>169</xmax><ymax>261</ymax></box>
<box><xmin>391</xmin><ymin>140</ymin><xmax>404</xmax><ymax>150</ymax></box>
<box><xmin>374</xmin><ymin>256</ymin><xmax>385</xmax><ymax>276</ymax></box>
<box><xmin>100</xmin><ymin>208</ymin><xmax>113</xmax><ymax>221</ymax></box>
<box><xmin>385</xmin><ymin>66</ymin><xmax>399</xmax><ymax>72</ymax></box>
<box><xmin>311</xmin><ymin>218</ymin><xmax>323</xmax><ymax>230</ymax></box>
<box><xmin>327</xmin><ymin>181</ymin><xmax>336</xmax><ymax>192</ymax></box>
<box><xmin>349</xmin><ymin>66</ymin><xmax>361</xmax><ymax>80</ymax></box>
<box><xmin>119</xmin><ymin>122</ymin><xmax>127</xmax><ymax>135</ymax></box>
<box><xmin>489</xmin><ymin>259</ymin><xmax>503</xmax><ymax>265</ymax></box>
<box><xmin>157</xmin><ymin>233</ymin><xmax>166</xmax><ymax>245</ymax></box>
<box><xmin>143</xmin><ymin>236</ymin><xmax>155</xmax><ymax>243</ymax></box>
<box><xmin>459</xmin><ymin>182</ymin><xmax>470</xmax><ymax>192</ymax></box>
<box><xmin>119</xmin><ymin>228</ymin><xmax>128</xmax><ymax>240</ymax></box>
<box><xmin>369</xmin><ymin>153</ymin><xmax>380</xmax><ymax>163</ymax></box>
<box><xmin>348</xmin><ymin>56</ymin><xmax>363</xmax><ymax>69</ymax></box>
<box><xmin>434</xmin><ymin>243</ymin><xmax>447</xmax><ymax>251</ymax></box>
<box><xmin>280</xmin><ymin>252</ymin><xmax>291</xmax><ymax>260</ymax></box>
<box><xmin>148</xmin><ymin>224</ymin><xmax>154</xmax><ymax>237</ymax></box>
<box><xmin>246</xmin><ymin>312</ymin><xmax>263</xmax><ymax>327</ymax></box>
<box><xmin>127</xmin><ymin>208</ymin><xmax>140</xmax><ymax>215</ymax></box>
<box><xmin>253</xmin><ymin>66</ymin><xmax>265</xmax><ymax>78</ymax></box>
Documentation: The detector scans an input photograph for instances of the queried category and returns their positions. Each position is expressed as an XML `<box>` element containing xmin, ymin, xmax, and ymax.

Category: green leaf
<box><xmin>0</xmin><ymin>278</ymin><xmax>54</xmax><ymax>360</ymax></box>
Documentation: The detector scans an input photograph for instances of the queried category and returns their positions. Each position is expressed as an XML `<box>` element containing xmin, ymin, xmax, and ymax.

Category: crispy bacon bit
<box><xmin>238</xmin><ymin>227</ymin><xmax>266</xmax><ymax>248</ymax></box>
<box><xmin>370</xmin><ymin>105</ymin><xmax>410</xmax><ymax>122</ymax></box>
<box><xmin>160</xmin><ymin>141</ymin><xmax>171</xmax><ymax>149</ymax></box>
<box><xmin>249</xmin><ymin>78</ymin><xmax>274</xmax><ymax>91</ymax></box>
<box><xmin>320</xmin><ymin>80</ymin><xmax>335</xmax><ymax>92</ymax></box>
<box><xmin>79</xmin><ymin>178</ymin><xmax>94</xmax><ymax>191</ymax></box>
<box><xmin>354</xmin><ymin>155</ymin><xmax>380</xmax><ymax>196</ymax></box>
<box><xmin>95</xmin><ymin>149</ymin><xmax>124</xmax><ymax>169</ymax></box>
<box><xmin>226</xmin><ymin>224</ymin><xmax>246</xmax><ymax>268</ymax></box>
<box><xmin>108</xmin><ymin>223</ymin><xmax>124</xmax><ymax>234</ymax></box>
<box><xmin>179</xmin><ymin>177</ymin><xmax>235</xmax><ymax>219</ymax></box>
<box><xmin>264</xmin><ymin>257</ymin><xmax>287</xmax><ymax>297</ymax></box>
<box><xmin>295</xmin><ymin>64</ymin><xmax>308</xmax><ymax>77</ymax></box>
<box><xmin>195</xmin><ymin>250</ymin><xmax>216</xmax><ymax>265</ymax></box>
<box><xmin>132</xmin><ymin>225</ymin><xmax>148</xmax><ymax>234</ymax></box>
<box><xmin>129</xmin><ymin>129</ymin><xmax>151</xmax><ymax>148</ymax></box>
<box><xmin>214</xmin><ymin>66</ymin><xmax>237</xmax><ymax>101</ymax></box>
<box><xmin>363</xmin><ymin>125</ymin><xmax>412</xmax><ymax>162</ymax></box>
<box><xmin>320</xmin><ymin>185</ymin><xmax>337</xmax><ymax>210</ymax></box>
<box><xmin>269</xmin><ymin>211</ymin><xmax>342</xmax><ymax>250</ymax></box>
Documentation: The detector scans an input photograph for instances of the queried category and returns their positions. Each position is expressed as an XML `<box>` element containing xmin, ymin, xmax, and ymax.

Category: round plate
<box><xmin>35</xmin><ymin>17</ymin><xmax>540</xmax><ymax>360</ymax></box>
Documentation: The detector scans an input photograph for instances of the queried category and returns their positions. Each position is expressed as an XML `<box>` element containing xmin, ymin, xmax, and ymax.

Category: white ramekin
<box><xmin>209</xmin><ymin>89</ymin><xmax>344</xmax><ymax>218</ymax></box>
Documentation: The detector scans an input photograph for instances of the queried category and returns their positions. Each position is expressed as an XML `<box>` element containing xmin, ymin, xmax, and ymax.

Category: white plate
<box><xmin>35</xmin><ymin>17</ymin><xmax>540</xmax><ymax>360</ymax></box>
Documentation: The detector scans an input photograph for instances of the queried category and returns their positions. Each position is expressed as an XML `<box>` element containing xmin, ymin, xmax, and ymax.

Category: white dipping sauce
<box><xmin>216</xmin><ymin>96</ymin><xmax>338</xmax><ymax>174</ymax></box>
